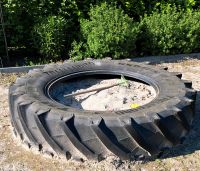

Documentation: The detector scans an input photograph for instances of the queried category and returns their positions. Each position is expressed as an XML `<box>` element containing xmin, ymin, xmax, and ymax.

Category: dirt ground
<box><xmin>0</xmin><ymin>58</ymin><xmax>200</xmax><ymax>171</ymax></box>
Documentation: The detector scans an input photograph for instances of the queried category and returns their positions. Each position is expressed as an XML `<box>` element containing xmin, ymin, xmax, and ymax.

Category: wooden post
<box><xmin>0</xmin><ymin>1</ymin><xmax>9</xmax><ymax>64</ymax></box>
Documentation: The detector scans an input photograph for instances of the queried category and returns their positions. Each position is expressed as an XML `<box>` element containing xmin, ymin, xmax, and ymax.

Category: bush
<box><xmin>138</xmin><ymin>5</ymin><xmax>200</xmax><ymax>56</ymax></box>
<box><xmin>2</xmin><ymin>0</ymin><xmax>200</xmax><ymax>65</ymax></box>
<box><xmin>179</xmin><ymin>10</ymin><xmax>200</xmax><ymax>53</ymax></box>
<box><xmin>3</xmin><ymin>0</ymin><xmax>36</xmax><ymax>48</ymax></box>
<box><xmin>32</xmin><ymin>16</ymin><xmax>68</xmax><ymax>59</ymax></box>
<box><xmin>3</xmin><ymin>0</ymin><xmax>79</xmax><ymax>56</ymax></box>
<box><xmin>109</xmin><ymin>0</ymin><xmax>146</xmax><ymax>20</ymax></box>
<box><xmin>109</xmin><ymin>0</ymin><xmax>197</xmax><ymax>20</ymax></box>
<box><xmin>155</xmin><ymin>0</ymin><xmax>197</xmax><ymax>11</ymax></box>
<box><xmin>70</xmin><ymin>2</ymin><xmax>139</xmax><ymax>60</ymax></box>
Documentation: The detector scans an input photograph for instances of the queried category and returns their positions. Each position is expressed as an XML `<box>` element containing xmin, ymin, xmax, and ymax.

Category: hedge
<box><xmin>1</xmin><ymin>0</ymin><xmax>200</xmax><ymax>65</ymax></box>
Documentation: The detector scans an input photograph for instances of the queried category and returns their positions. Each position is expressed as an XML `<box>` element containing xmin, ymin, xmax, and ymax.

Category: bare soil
<box><xmin>0</xmin><ymin>58</ymin><xmax>200</xmax><ymax>171</ymax></box>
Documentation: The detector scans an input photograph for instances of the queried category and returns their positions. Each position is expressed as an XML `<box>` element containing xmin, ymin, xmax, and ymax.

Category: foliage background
<box><xmin>0</xmin><ymin>0</ymin><xmax>200</xmax><ymax>65</ymax></box>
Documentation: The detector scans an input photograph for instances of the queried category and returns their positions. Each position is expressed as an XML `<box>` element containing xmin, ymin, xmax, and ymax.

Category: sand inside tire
<box><xmin>52</xmin><ymin>77</ymin><xmax>156</xmax><ymax>111</ymax></box>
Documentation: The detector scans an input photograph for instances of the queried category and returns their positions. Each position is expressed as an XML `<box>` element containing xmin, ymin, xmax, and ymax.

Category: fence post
<box><xmin>0</xmin><ymin>1</ymin><xmax>9</xmax><ymax>64</ymax></box>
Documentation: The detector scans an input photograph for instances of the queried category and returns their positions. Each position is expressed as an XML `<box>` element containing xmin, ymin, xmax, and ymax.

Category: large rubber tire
<box><xmin>9</xmin><ymin>60</ymin><xmax>196</xmax><ymax>161</ymax></box>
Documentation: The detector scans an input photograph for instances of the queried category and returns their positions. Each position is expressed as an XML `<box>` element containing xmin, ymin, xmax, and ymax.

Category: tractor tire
<box><xmin>9</xmin><ymin>60</ymin><xmax>196</xmax><ymax>161</ymax></box>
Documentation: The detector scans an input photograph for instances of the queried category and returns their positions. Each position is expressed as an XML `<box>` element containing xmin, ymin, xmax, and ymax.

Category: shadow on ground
<box><xmin>159</xmin><ymin>91</ymin><xmax>200</xmax><ymax>159</ymax></box>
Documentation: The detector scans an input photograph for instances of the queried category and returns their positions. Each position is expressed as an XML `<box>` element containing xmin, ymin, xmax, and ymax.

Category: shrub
<box><xmin>178</xmin><ymin>10</ymin><xmax>200</xmax><ymax>53</ymax></box>
<box><xmin>109</xmin><ymin>0</ymin><xmax>146</xmax><ymax>19</ymax></box>
<box><xmin>69</xmin><ymin>41</ymin><xmax>85</xmax><ymax>61</ymax></box>
<box><xmin>138</xmin><ymin>5</ymin><xmax>200</xmax><ymax>56</ymax></box>
<box><xmin>108</xmin><ymin>0</ymin><xmax>197</xmax><ymax>20</ymax></box>
<box><xmin>3</xmin><ymin>0</ymin><xmax>200</xmax><ymax>65</ymax></box>
<box><xmin>70</xmin><ymin>2</ymin><xmax>139</xmax><ymax>60</ymax></box>
<box><xmin>32</xmin><ymin>16</ymin><xmax>68</xmax><ymax>59</ymax></box>
<box><xmin>3</xmin><ymin>0</ymin><xmax>37</xmax><ymax>48</ymax></box>
<box><xmin>155</xmin><ymin>0</ymin><xmax>197</xmax><ymax>11</ymax></box>
<box><xmin>3</xmin><ymin>0</ymin><xmax>79</xmax><ymax>55</ymax></box>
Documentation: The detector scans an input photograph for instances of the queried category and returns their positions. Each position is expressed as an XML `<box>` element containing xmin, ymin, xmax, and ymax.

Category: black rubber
<box><xmin>9</xmin><ymin>60</ymin><xmax>196</xmax><ymax>161</ymax></box>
